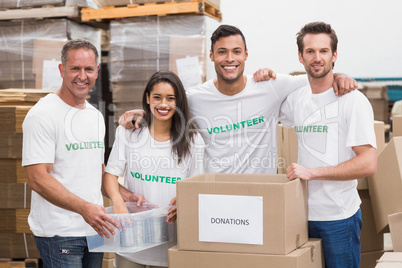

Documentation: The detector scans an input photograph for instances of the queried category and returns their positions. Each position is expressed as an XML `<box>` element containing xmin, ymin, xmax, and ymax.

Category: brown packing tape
<box><xmin>295</xmin><ymin>233</ymin><xmax>300</xmax><ymax>249</ymax></box>
<box><xmin>23</xmin><ymin>233</ymin><xmax>29</xmax><ymax>258</ymax></box>
<box><xmin>300</xmin><ymin>244</ymin><xmax>316</xmax><ymax>262</ymax></box>
<box><xmin>24</xmin><ymin>183</ymin><xmax>27</xmax><ymax>209</ymax></box>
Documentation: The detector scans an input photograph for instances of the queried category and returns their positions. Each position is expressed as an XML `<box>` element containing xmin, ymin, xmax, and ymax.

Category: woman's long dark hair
<box><xmin>142</xmin><ymin>71</ymin><xmax>197</xmax><ymax>164</ymax></box>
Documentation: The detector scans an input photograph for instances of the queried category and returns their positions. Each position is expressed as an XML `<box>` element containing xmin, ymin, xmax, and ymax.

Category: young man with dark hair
<box><xmin>120</xmin><ymin>24</ymin><xmax>357</xmax><ymax>175</ymax></box>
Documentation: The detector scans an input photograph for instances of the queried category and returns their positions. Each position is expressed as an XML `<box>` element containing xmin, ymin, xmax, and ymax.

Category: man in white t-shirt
<box><xmin>279</xmin><ymin>22</ymin><xmax>377</xmax><ymax>268</ymax></box>
<box><xmin>22</xmin><ymin>40</ymin><xmax>121</xmax><ymax>268</ymax></box>
<box><xmin>120</xmin><ymin>24</ymin><xmax>357</xmax><ymax>174</ymax></box>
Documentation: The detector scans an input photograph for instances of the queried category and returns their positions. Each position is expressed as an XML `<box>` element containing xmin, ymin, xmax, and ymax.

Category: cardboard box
<box><xmin>0</xmin><ymin>106</ymin><xmax>31</xmax><ymax>134</ymax></box>
<box><xmin>0</xmin><ymin>61</ymin><xmax>35</xmax><ymax>81</ymax></box>
<box><xmin>370</xmin><ymin>99</ymin><xmax>389</xmax><ymax>123</ymax></box>
<box><xmin>376</xmin><ymin>252</ymin><xmax>402</xmax><ymax>267</ymax></box>
<box><xmin>110</xmin><ymin>58</ymin><xmax>169</xmax><ymax>82</ymax></box>
<box><xmin>32</xmin><ymin>39</ymin><xmax>68</xmax><ymax>89</ymax></box>
<box><xmin>0</xmin><ymin>133</ymin><xmax>23</xmax><ymax>159</ymax></box>
<box><xmin>0</xmin><ymin>233</ymin><xmax>40</xmax><ymax>259</ymax></box>
<box><xmin>176</xmin><ymin>173</ymin><xmax>308</xmax><ymax>255</ymax></box>
<box><xmin>388</xmin><ymin>212</ymin><xmax>402</xmax><ymax>252</ymax></box>
<box><xmin>359</xmin><ymin>190</ymin><xmax>384</xmax><ymax>252</ymax></box>
<box><xmin>169</xmin><ymin>239</ymin><xmax>323</xmax><ymax>268</ymax></box>
<box><xmin>277</xmin><ymin>124</ymin><xmax>298</xmax><ymax>174</ymax></box>
<box><xmin>368</xmin><ymin>137</ymin><xmax>402</xmax><ymax>233</ymax></box>
<box><xmin>0</xmin><ymin>183</ymin><xmax>31</xmax><ymax>209</ymax></box>
<box><xmin>0</xmin><ymin>159</ymin><xmax>27</xmax><ymax>184</ymax></box>
<box><xmin>111</xmin><ymin>81</ymin><xmax>148</xmax><ymax>103</ymax></box>
<box><xmin>393</xmin><ymin>115</ymin><xmax>402</xmax><ymax>137</ymax></box>
<box><xmin>375</xmin><ymin>263</ymin><xmax>402</xmax><ymax>268</ymax></box>
<box><xmin>0</xmin><ymin>209</ymin><xmax>30</xmax><ymax>233</ymax></box>
<box><xmin>374</xmin><ymin>120</ymin><xmax>386</xmax><ymax>155</ymax></box>
<box><xmin>361</xmin><ymin>250</ymin><xmax>388</xmax><ymax>268</ymax></box>
<box><xmin>102</xmin><ymin>258</ymin><xmax>114</xmax><ymax>268</ymax></box>
<box><xmin>169</xmin><ymin>35</ymin><xmax>207</xmax><ymax>89</ymax></box>
<box><xmin>360</xmin><ymin>86</ymin><xmax>388</xmax><ymax>100</ymax></box>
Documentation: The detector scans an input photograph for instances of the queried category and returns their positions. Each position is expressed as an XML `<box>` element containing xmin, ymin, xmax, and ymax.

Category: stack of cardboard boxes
<box><xmin>277</xmin><ymin>121</ymin><xmax>392</xmax><ymax>268</ymax></box>
<box><xmin>360</xmin><ymin>86</ymin><xmax>390</xmax><ymax>123</ymax></box>
<box><xmin>0</xmin><ymin>19</ymin><xmax>101</xmax><ymax>91</ymax></box>
<box><xmin>97</xmin><ymin>0</ymin><xmax>220</xmax><ymax>7</ymax></box>
<box><xmin>369</xmin><ymin>117</ymin><xmax>402</xmax><ymax>267</ymax></box>
<box><xmin>0</xmin><ymin>0</ymin><xmax>96</xmax><ymax>8</ymax></box>
<box><xmin>0</xmin><ymin>90</ymin><xmax>51</xmax><ymax>260</ymax></box>
<box><xmin>108</xmin><ymin>15</ymin><xmax>218</xmax><ymax>129</ymax></box>
<box><xmin>169</xmin><ymin>173</ymin><xmax>324</xmax><ymax>268</ymax></box>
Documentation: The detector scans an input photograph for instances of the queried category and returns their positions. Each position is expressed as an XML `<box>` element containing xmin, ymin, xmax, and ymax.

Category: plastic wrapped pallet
<box><xmin>0</xmin><ymin>19</ymin><xmax>101</xmax><ymax>90</ymax></box>
<box><xmin>97</xmin><ymin>0</ymin><xmax>220</xmax><ymax>8</ymax></box>
<box><xmin>0</xmin><ymin>0</ymin><xmax>98</xmax><ymax>9</ymax></box>
<box><xmin>109</xmin><ymin>15</ymin><xmax>219</xmax><ymax>126</ymax></box>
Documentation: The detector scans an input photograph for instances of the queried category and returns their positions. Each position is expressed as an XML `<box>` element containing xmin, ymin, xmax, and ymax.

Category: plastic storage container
<box><xmin>87</xmin><ymin>202</ymin><xmax>173</xmax><ymax>252</ymax></box>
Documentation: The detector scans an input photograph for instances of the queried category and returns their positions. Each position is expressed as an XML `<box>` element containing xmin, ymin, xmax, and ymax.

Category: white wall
<box><xmin>218</xmin><ymin>0</ymin><xmax>402</xmax><ymax>78</ymax></box>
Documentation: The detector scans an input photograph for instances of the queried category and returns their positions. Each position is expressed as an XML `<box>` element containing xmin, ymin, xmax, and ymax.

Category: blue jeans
<box><xmin>308</xmin><ymin>209</ymin><xmax>362</xmax><ymax>268</ymax></box>
<box><xmin>34</xmin><ymin>236</ymin><xmax>103</xmax><ymax>268</ymax></box>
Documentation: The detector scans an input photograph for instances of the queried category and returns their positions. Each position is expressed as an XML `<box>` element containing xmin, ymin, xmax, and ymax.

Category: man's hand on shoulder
<box><xmin>333</xmin><ymin>73</ymin><xmax>358</xmax><ymax>96</ymax></box>
<box><xmin>253</xmin><ymin>68</ymin><xmax>277</xmax><ymax>82</ymax></box>
<box><xmin>118</xmin><ymin>109</ymin><xmax>145</xmax><ymax>129</ymax></box>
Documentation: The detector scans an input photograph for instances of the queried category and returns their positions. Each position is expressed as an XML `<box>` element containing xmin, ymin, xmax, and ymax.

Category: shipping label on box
<box><xmin>198</xmin><ymin>194</ymin><xmax>263</xmax><ymax>245</ymax></box>
<box><xmin>177</xmin><ymin>173</ymin><xmax>308</xmax><ymax>255</ymax></box>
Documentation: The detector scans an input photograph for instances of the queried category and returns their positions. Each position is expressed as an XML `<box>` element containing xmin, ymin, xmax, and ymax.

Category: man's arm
<box><xmin>253</xmin><ymin>68</ymin><xmax>358</xmax><ymax>96</ymax></box>
<box><xmin>26</xmin><ymin>163</ymin><xmax>119</xmax><ymax>238</ymax></box>
<box><xmin>333</xmin><ymin>73</ymin><xmax>358</xmax><ymax>96</ymax></box>
<box><xmin>118</xmin><ymin>109</ymin><xmax>145</xmax><ymax>129</ymax></box>
<box><xmin>286</xmin><ymin>144</ymin><xmax>377</xmax><ymax>181</ymax></box>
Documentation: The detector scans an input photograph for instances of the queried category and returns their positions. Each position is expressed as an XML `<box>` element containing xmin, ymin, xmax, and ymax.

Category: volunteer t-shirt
<box><xmin>186</xmin><ymin>74</ymin><xmax>308</xmax><ymax>174</ymax></box>
<box><xmin>105</xmin><ymin>126</ymin><xmax>204</xmax><ymax>267</ymax></box>
<box><xmin>22</xmin><ymin>93</ymin><xmax>105</xmax><ymax>237</ymax></box>
<box><xmin>280</xmin><ymin>87</ymin><xmax>376</xmax><ymax>221</ymax></box>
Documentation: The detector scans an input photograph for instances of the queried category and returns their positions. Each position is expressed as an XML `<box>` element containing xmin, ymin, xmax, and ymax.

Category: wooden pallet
<box><xmin>0</xmin><ymin>5</ymin><xmax>79</xmax><ymax>20</ymax></box>
<box><xmin>81</xmin><ymin>0</ymin><xmax>221</xmax><ymax>22</ymax></box>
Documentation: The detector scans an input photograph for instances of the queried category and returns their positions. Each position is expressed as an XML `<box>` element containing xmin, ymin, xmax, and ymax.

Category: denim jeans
<box><xmin>308</xmin><ymin>209</ymin><xmax>362</xmax><ymax>268</ymax></box>
<box><xmin>34</xmin><ymin>236</ymin><xmax>103</xmax><ymax>268</ymax></box>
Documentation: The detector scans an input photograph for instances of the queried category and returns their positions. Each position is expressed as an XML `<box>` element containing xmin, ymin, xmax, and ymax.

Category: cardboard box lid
<box><xmin>181</xmin><ymin>172</ymin><xmax>291</xmax><ymax>184</ymax></box>
<box><xmin>388</xmin><ymin>212</ymin><xmax>402</xmax><ymax>252</ymax></box>
<box><xmin>375</xmin><ymin>264</ymin><xmax>402</xmax><ymax>268</ymax></box>
<box><xmin>376</xmin><ymin>252</ymin><xmax>402</xmax><ymax>267</ymax></box>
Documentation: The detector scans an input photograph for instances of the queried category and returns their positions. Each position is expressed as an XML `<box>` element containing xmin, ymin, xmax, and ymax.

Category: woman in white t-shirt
<box><xmin>104</xmin><ymin>71</ymin><xmax>205</xmax><ymax>268</ymax></box>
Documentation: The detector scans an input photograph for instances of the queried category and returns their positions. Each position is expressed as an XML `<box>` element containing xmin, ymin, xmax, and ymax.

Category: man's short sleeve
<box><xmin>105</xmin><ymin>126</ymin><xmax>127</xmax><ymax>177</ymax></box>
<box><xmin>22</xmin><ymin>115</ymin><xmax>56</xmax><ymax>166</ymax></box>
